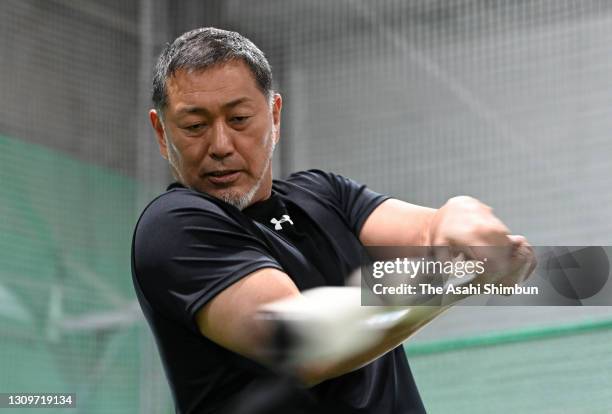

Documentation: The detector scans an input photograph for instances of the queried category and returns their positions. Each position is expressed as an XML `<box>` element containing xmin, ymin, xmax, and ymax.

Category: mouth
<box><xmin>205</xmin><ymin>170</ymin><xmax>242</xmax><ymax>185</ymax></box>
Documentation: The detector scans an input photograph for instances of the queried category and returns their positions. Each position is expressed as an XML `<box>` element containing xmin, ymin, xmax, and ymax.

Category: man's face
<box><xmin>150</xmin><ymin>60</ymin><xmax>282</xmax><ymax>209</ymax></box>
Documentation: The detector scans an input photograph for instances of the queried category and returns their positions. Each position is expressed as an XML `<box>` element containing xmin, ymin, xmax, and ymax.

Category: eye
<box><xmin>230</xmin><ymin>116</ymin><xmax>250</xmax><ymax>125</ymax></box>
<box><xmin>184</xmin><ymin>123</ymin><xmax>206</xmax><ymax>133</ymax></box>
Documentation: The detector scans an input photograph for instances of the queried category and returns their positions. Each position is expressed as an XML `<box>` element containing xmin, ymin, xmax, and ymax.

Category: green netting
<box><xmin>0</xmin><ymin>134</ymin><xmax>172</xmax><ymax>413</ymax></box>
<box><xmin>407</xmin><ymin>320</ymin><xmax>612</xmax><ymax>413</ymax></box>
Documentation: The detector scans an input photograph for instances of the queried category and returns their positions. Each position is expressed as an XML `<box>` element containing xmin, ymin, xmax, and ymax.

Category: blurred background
<box><xmin>1</xmin><ymin>0</ymin><xmax>612</xmax><ymax>412</ymax></box>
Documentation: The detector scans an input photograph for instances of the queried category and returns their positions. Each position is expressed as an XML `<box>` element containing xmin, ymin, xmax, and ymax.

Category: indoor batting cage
<box><xmin>1</xmin><ymin>1</ymin><xmax>612</xmax><ymax>413</ymax></box>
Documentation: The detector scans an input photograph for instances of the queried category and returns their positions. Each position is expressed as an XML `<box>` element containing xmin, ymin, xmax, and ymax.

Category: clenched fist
<box><xmin>426</xmin><ymin>196</ymin><xmax>536</xmax><ymax>286</ymax></box>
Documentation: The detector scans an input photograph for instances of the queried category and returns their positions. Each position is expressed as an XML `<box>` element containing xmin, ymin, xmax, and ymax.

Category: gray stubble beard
<box><xmin>217</xmin><ymin>135</ymin><xmax>276</xmax><ymax>211</ymax></box>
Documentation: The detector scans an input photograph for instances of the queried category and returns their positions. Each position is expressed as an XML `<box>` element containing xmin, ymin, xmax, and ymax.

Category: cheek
<box><xmin>171</xmin><ymin>137</ymin><xmax>204</xmax><ymax>166</ymax></box>
<box><xmin>168</xmin><ymin>139</ymin><xmax>190</xmax><ymax>167</ymax></box>
<box><xmin>166</xmin><ymin>138</ymin><xmax>178</xmax><ymax>156</ymax></box>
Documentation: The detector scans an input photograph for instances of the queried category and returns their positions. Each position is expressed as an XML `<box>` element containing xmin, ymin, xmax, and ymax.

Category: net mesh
<box><xmin>1</xmin><ymin>1</ymin><xmax>612</xmax><ymax>412</ymax></box>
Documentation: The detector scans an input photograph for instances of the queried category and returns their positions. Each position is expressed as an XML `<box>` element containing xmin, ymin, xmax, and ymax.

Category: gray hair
<box><xmin>152</xmin><ymin>27</ymin><xmax>273</xmax><ymax>113</ymax></box>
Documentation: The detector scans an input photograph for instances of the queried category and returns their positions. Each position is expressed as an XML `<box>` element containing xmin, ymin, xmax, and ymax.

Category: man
<box><xmin>131</xmin><ymin>27</ymin><xmax>534</xmax><ymax>413</ymax></box>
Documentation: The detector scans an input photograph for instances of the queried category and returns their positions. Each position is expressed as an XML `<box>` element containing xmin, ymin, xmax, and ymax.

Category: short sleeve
<box><xmin>286</xmin><ymin>170</ymin><xmax>391</xmax><ymax>235</ymax></box>
<box><xmin>132</xmin><ymin>189</ymin><xmax>283</xmax><ymax>334</ymax></box>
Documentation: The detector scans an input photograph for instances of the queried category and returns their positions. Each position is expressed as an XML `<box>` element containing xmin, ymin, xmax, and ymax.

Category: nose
<box><xmin>208</xmin><ymin>120</ymin><xmax>235</xmax><ymax>160</ymax></box>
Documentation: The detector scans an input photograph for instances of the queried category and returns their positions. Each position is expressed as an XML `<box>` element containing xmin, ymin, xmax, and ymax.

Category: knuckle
<box><xmin>448</xmin><ymin>195</ymin><xmax>476</xmax><ymax>205</ymax></box>
<box><xmin>447</xmin><ymin>195</ymin><xmax>490</xmax><ymax>212</ymax></box>
<box><xmin>465</xmin><ymin>219</ymin><xmax>507</xmax><ymax>240</ymax></box>
<box><xmin>509</xmin><ymin>234</ymin><xmax>527</xmax><ymax>244</ymax></box>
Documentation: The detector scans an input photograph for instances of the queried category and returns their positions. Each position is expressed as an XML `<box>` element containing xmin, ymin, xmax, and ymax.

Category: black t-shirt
<box><xmin>131</xmin><ymin>170</ymin><xmax>426</xmax><ymax>414</ymax></box>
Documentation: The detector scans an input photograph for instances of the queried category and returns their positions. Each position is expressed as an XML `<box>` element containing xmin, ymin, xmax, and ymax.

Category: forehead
<box><xmin>165</xmin><ymin>60</ymin><xmax>265</xmax><ymax>110</ymax></box>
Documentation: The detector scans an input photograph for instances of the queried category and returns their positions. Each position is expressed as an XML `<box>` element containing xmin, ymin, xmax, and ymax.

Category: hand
<box><xmin>427</xmin><ymin>196</ymin><xmax>536</xmax><ymax>285</ymax></box>
<box><xmin>495</xmin><ymin>234</ymin><xmax>537</xmax><ymax>287</ymax></box>
<box><xmin>427</xmin><ymin>196</ymin><xmax>510</xmax><ymax>247</ymax></box>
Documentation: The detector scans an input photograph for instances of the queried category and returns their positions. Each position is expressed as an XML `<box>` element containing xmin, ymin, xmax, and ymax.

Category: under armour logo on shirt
<box><xmin>270</xmin><ymin>214</ymin><xmax>294</xmax><ymax>230</ymax></box>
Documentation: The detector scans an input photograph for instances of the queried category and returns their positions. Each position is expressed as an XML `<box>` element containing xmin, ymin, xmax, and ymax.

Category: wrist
<box><xmin>421</xmin><ymin>209</ymin><xmax>437</xmax><ymax>248</ymax></box>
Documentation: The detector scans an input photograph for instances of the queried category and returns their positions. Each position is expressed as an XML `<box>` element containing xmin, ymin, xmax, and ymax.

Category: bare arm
<box><xmin>296</xmin><ymin>196</ymin><xmax>536</xmax><ymax>383</ymax></box>
<box><xmin>196</xmin><ymin>267</ymin><xmax>446</xmax><ymax>386</ymax></box>
<box><xmin>360</xmin><ymin>196</ymin><xmax>533</xmax><ymax>260</ymax></box>
<box><xmin>192</xmin><ymin>201</ymin><xmax>440</xmax><ymax>383</ymax></box>
<box><xmin>195</xmin><ymin>196</ymin><xmax>535</xmax><ymax>386</ymax></box>
<box><xmin>359</xmin><ymin>198</ymin><xmax>436</xmax><ymax>247</ymax></box>
<box><xmin>289</xmin><ymin>303</ymin><xmax>447</xmax><ymax>386</ymax></box>
<box><xmin>195</xmin><ymin>267</ymin><xmax>300</xmax><ymax>359</ymax></box>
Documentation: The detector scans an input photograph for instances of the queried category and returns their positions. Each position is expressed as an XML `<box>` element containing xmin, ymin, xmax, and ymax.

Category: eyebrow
<box><xmin>176</xmin><ymin>97</ymin><xmax>253</xmax><ymax>116</ymax></box>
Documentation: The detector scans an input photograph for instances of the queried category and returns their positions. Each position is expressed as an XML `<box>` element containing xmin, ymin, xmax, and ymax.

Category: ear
<box><xmin>149</xmin><ymin>109</ymin><xmax>169</xmax><ymax>160</ymax></box>
<box><xmin>271</xmin><ymin>93</ymin><xmax>282</xmax><ymax>144</ymax></box>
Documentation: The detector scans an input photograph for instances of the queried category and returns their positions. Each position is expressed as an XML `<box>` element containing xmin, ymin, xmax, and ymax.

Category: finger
<box><xmin>508</xmin><ymin>235</ymin><xmax>537</xmax><ymax>276</ymax></box>
<box><xmin>508</xmin><ymin>234</ymin><xmax>527</xmax><ymax>246</ymax></box>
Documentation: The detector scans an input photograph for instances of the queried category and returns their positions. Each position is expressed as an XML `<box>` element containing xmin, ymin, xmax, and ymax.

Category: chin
<box><xmin>215</xmin><ymin>185</ymin><xmax>259</xmax><ymax>210</ymax></box>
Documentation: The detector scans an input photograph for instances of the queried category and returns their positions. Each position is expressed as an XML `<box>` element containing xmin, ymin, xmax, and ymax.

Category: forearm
<box><xmin>295</xmin><ymin>305</ymin><xmax>447</xmax><ymax>386</ymax></box>
<box><xmin>258</xmin><ymin>287</ymin><xmax>449</xmax><ymax>386</ymax></box>
<box><xmin>360</xmin><ymin>199</ymin><xmax>436</xmax><ymax>247</ymax></box>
